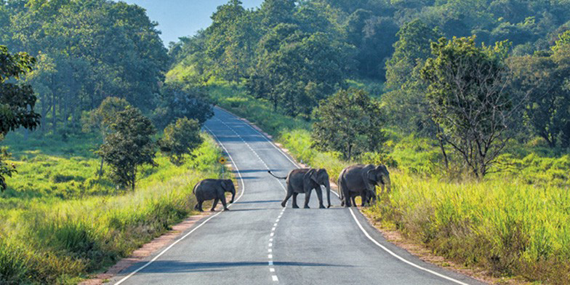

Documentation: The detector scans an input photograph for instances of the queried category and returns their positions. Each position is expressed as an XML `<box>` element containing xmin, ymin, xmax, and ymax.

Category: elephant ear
<box><xmin>304</xmin><ymin>169</ymin><xmax>318</xmax><ymax>184</ymax></box>
<box><xmin>317</xmin><ymin>169</ymin><xmax>328</xmax><ymax>183</ymax></box>
<box><xmin>365</xmin><ymin>169</ymin><xmax>375</xmax><ymax>182</ymax></box>
<box><xmin>221</xmin><ymin>180</ymin><xmax>232</xmax><ymax>191</ymax></box>
<box><xmin>377</xmin><ymin>165</ymin><xmax>389</xmax><ymax>175</ymax></box>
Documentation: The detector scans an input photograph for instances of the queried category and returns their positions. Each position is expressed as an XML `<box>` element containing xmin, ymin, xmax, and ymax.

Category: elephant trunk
<box><xmin>384</xmin><ymin>176</ymin><xmax>392</xmax><ymax>194</ymax></box>
<box><xmin>325</xmin><ymin>180</ymin><xmax>331</xmax><ymax>208</ymax></box>
<box><xmin>230</xmin><ymin>188</ymin><xmax>235</xmax><ymax>203</ymax></box>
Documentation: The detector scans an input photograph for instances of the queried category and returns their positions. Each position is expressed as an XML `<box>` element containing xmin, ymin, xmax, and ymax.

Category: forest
<box><xmin>1</xmin><ymin>0</ymin><xmax>570</xmax><ymax>283</ymax></box>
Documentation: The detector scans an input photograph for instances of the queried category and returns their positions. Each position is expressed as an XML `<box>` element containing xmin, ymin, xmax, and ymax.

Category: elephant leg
<box><xmin>281</xmin><ymin>191</ymin><xmax>293</xmax><ymax>208</ymax></box>
<box><xmin>304</xmin><ymin>189</ymin><xmax>312</xmax><ymax>209</ymax></box>
<box><xmin>343</xmin><ymin>188</ymin><xmax>352</xmax><ymax>207</ymax></box>
<box><xmin>211</xmin><ymin>198</ymin><xmax>219</xmax><ymax>211</ymax></box>
<box><xmin>220</xmin><ymin>197</ymin><xmax>229</xmax><ymax>211</ymax></box>
<box><xmin>361</xmin><ymin>192</ymin><xmax>366</xmax><ymax>207</ymax></box>
<box><xmin>292</xmin><ymin>193</ymin><xmax>299</xmax><ymax>208</ymax></box>
<box><xmin>316</xmin><ymin>187</ymin><xmax>325</xmax><ymax>209</ymax></box>
<box><xmin>196</xmin><ymin>200</ymin><xmax>204</xmax><ymax>212</ymax></box>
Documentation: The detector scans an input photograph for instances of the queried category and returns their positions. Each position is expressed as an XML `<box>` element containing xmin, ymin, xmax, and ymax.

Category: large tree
<box><xmin>205</xmin><ymin>0</ymin><xmax>262</xmax><ymax>82</ymax></box>
<box><xmin>421</xmin><ymin>37</ymin><xmax>515</xmax><ymax>177</ymax></box>
<box><xmin>0</xmin><ymin>45</ymin><xmax>40</xmax><ymax>191</ymax></box>
<box><xmin>152</xmin><ymin>83</ymin><xmax>214</xmax><ymax>130</ymax></box>
<box><xmin>6</xmin><ymin>0</ymin><xmax>168</xmax><ymax>132</ymax></box>
<box><xmin>99</xmin><ymin>107</ymin><xmax>156</xmax><ymax>191</ymax></box>
<box><xmin>159</xmin><ymin>118</ymin><xmax>203</xmax><ymax>166</ymax></box>
<box><xmin>383</xmin><ymin>20</ymin><xmax>442</xmax><ymax>135</ymax></box>
<box><xmin>247</xmin><ymin>24</ymin><xmax>350</xmax><ymax>117</ymax></box>
<box><xmin>312</xmin><ymin>88</ymin><xmax>385</xmax><ymax>160</ymax></box>
<box><xmin>83</xmin><ymin>97</ymin><xmax>131</xmax><ymax>176</ymax></box>
<box><xmin>509</xmin><ymin>30</ymin><xmax>570</xmax><ymax>148</ymax></box>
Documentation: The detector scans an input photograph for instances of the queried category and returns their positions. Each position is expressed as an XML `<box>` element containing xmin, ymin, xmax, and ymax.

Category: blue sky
<box><xmin>121</xmin><ymin>0</ymin><xmax>265</xmax><ymax>45</ymax></box>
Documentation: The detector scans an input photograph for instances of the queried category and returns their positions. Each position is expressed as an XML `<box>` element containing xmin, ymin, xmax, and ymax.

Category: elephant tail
<box><xmin>267</xmin><ymin>170</ymin><xmax>287</xmax><ymax>180</ymax></box>
<box><xmin>339</xmin><ymin>175</ymin><xmax>349</xmax><ymax>206</ymax></box>
<box><xmin>192</xmin><ymin>182</ymin><xmax>200</xmax><ymax>194</ymax></box>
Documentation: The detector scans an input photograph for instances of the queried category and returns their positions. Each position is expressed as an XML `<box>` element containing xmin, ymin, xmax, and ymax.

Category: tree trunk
<box><xmin>52</xmin><ymin>92</ymin><xmax>57</xmax><ymax>133</ymax></box>
<box><xmin>439</xmin><ymin>138</ymin><xmax>449</xmax><ymax>169</ymax></box>
<box><xmin>98</xmin><ymin>157</ymin><xmax>104</xmax><ymax>177</ymax></box>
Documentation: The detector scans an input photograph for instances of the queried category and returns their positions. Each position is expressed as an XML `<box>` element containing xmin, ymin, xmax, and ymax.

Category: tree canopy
<box><xmin>312</xmin><ymin>88</ymin><xmax>385</xmax><ymax>160</ymax></box>
<box><xmin>0</xmin><ymin>45</ymin><xmax>40</xmax><ymax>191</ymax></box>
<box><xmin>1</xmin><ymin>0</ymin><xmax>169</xmax><ymax>133</ymax></box>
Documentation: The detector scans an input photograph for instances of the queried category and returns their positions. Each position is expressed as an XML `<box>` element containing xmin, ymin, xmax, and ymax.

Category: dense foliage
<box><xmin>159</xmin><ymin>118</ymin><xmax>204</xmax><ymax>165</ymax></box>
<box><xmin>99</xmin><ymin>107</ymin><xmax>157</xmax><ymax>191</ymax></box>
<box><xmin>421</xmin><ymin>37</ymin><xmax>514</xmax><ymax>177</ymax></box>
<box><xmin>312</xmin><ymin>89</ymin><xmax>385</xmax><ymax>160</ymax></box>
<box><xmin>0</xmin><ymin>45</ymin><xmax>39</xmax><ymax>136</ymax></box>
<box><xmin>1</xmin><ymin>0</ymin><xmax>169</xmax><ymax>133</ymax></box>
<box><xmin>0</xmin><ymin>45</ymin><xmax>40</xmax><ymax>190</ymax></box>
<box><xmin>171</xmin><ymin>0</ymin><xmax>570</xmax><ymax>118</ymax></box>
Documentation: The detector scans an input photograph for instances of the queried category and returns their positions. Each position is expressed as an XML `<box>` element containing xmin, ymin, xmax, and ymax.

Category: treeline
<box><xmin>170</xmin><ymin>0</ymin><xmax>570</xmax><ymax>118</ymax></box>
<box><xmin>0</xmin><ymin>0</ymin><xmax>212</xmax><ymax>135</ymax></box>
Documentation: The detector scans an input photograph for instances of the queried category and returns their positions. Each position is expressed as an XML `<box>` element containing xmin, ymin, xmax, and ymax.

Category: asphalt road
<box><xmin>112</xmin><ymin>108</ymin><xmax>485</xmax><ymax>285</ymax></box>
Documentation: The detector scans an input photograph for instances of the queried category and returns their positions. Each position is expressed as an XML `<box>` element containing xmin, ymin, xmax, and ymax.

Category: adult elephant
<box><xmin>268</xmin><ymin>169</ymin><xmax>331</xmax><ymax>209</ymax></box>
<box><xmin>193</xmin><ymin>179</ymin><xmax>236</xmax><ymax>212</ymax></box>
<box><xmin>338</xmin><ymin>164</ymin><xmax>391</xmax><ymax>207</ymax></box>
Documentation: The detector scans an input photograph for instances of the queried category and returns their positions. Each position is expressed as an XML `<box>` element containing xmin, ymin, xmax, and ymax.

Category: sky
<box><xmin>122</xmin><ymin>0</ymin><xmax>265</xmax><ymax>45</ymax></box>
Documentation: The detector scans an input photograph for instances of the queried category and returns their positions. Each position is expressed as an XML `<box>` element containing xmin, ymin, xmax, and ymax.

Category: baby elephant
<box><xmin>193</xmin><ymin>179</ymin><xmax>236</xmax><ymax>212</ymax></box>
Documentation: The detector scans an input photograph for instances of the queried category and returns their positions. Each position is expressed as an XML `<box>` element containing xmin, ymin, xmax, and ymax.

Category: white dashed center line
<box><xmin>268</xmin><ymin>207</ymin><xmax>287</xmax><ymax>282</ymax></box>
<box><xmin>213</xmin><ymin>117</ymin><xmax>288</xmax><ymax>283</ymax></box>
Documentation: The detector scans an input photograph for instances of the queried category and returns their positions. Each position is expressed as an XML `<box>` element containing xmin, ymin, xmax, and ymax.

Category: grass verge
<box><xmin>0</xmin><ymin>133</ymin><xmax>222</xmax><ymax>284</ymax></box>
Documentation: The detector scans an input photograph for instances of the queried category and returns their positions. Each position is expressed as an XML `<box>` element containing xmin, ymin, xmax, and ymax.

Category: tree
<box><xmin>421</xmin><ymin>37</ymin><xmax>515</xmax><ymax>178</ymax></box>
<box><xmin>99</xmin><ymin>107</ymin><xmax>156</xmax><ymax>191</ymax></box>
<box><xmin>205</xmin><ymin>0</ymin><xmax>262</xmax><ymax>82</ymax></box>
<box><xmin>383</xmin><ymin>20</ymin><xmax>445</xmax><ymax>161</ymax></box>
<box><xmin>0</xmin><ymin>45</ymin><xmax>40</xmax><ymax>135</ymax></box>
<box><xmin>312</xmin><ymin>89</ymin><xmax>385</xmax><ymax>160</ymax></box>
<box><xmin>508</xmin><ymin>30</ymin><xmax>570</xmax><ymax>148</ymax></box>
<box><xmin>0</xmin><ymin>45</ymin><xmax>40</xmax><ymax>191</ymax></box>
<box><xmin>7</xmin><ymin>0</ymin><xmax>168</xmax><ymax>133</ymax></box>
<box><xmin>159</xmin><ymin>118</ymin><xmax>203</xmax><ymax>166</ymax></box>
<box><xmin>385</xmin><ymin>19</ymin><xmax>441</xmax><ymax>90</ymax></box>
<box><xmin>356</xmin><ymin>16</ymin><xmax>399</xmax><ymax>79</ymax></box>
<box><xmin>260</xmin><ymin>0</ymin><xmax>296</xmax><ymax>27</ymax></box>
<box><xmin>247</xmin><ymin>24</ymin><xmax>350</xmax><ymax>117</ymax></box>
<box><xmin>82</xmin><ymin>97</ymin><xmax>130</xmax><ymax>175</ymax></box>
<box><xmin>152</xmin><ymin>83</ymin><xmax>214</xmax><ymax>130</ymax></box>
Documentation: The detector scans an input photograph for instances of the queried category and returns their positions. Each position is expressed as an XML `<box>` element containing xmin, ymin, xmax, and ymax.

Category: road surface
<box><xmin>112</xmin><ymin>108</ymin><xmax>484</xmax><ymax>285</ymax></box>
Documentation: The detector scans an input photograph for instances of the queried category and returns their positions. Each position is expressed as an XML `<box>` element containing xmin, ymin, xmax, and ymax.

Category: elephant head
<box><xmin>221</xmin><ymin>179</ymin><xmax>236</xmax><ymax>203</ymax></box>
<box><xmin>304</xmin><ymin>168</ymin><xmax>331</xmax><ymax>208</ymax></box>
<box><xmin>364</xmin><ymin>165</ymin><xmax>391</xmax><ymax>197</ymax></box>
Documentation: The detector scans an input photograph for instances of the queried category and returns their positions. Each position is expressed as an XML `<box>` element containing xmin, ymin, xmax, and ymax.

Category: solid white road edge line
<box><xmin>114</xmin><ymin>125</ymin><xmax>246</xmax><ymax>285</ymax></box>
<box><xmin>348</xmin><ymin>208</ymin><xmax>468</xmax><ymax>285</ymax></box>
<box><xmin>216</xmin><ymin>108</ymin><xmax>472</xmax><ymax>285</ymax></box>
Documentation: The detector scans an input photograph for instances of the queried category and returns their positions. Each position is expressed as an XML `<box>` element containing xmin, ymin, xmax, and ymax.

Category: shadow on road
<box><xmin>132</xmin><ymin>260</ymin><xmax>349</xmax><ymax>274</ymax></box>
<box><xmin>234</xmin><ymin>200</ymin><xmax>282</xmax><ymax>204</ymax></box>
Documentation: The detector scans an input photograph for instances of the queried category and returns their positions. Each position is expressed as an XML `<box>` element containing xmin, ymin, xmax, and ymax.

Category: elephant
<box><xmin>268</xmin><ymin>169</ymin><xmax>331</xmax><ymax>209</ymax></box>
<box><xmin>193</xmin><ymin>179</ymin><xmax>235</xmax><ymax>212</ymax></box>
<box><xmin>338</xmin><ymin>164</ymin><xmax>391</xmax><ymax>207</ymax></box>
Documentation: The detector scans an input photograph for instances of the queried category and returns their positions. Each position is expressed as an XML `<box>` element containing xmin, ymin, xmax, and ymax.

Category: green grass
<box><xmin>0</xmin><ymin>132</ymin><xmax>223</xmax><ymax>284</ymax></box>
<box><xmin>200</xmin><ymin>81</ymin><xmax>570</xmax><ymax>283</ymax></box>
